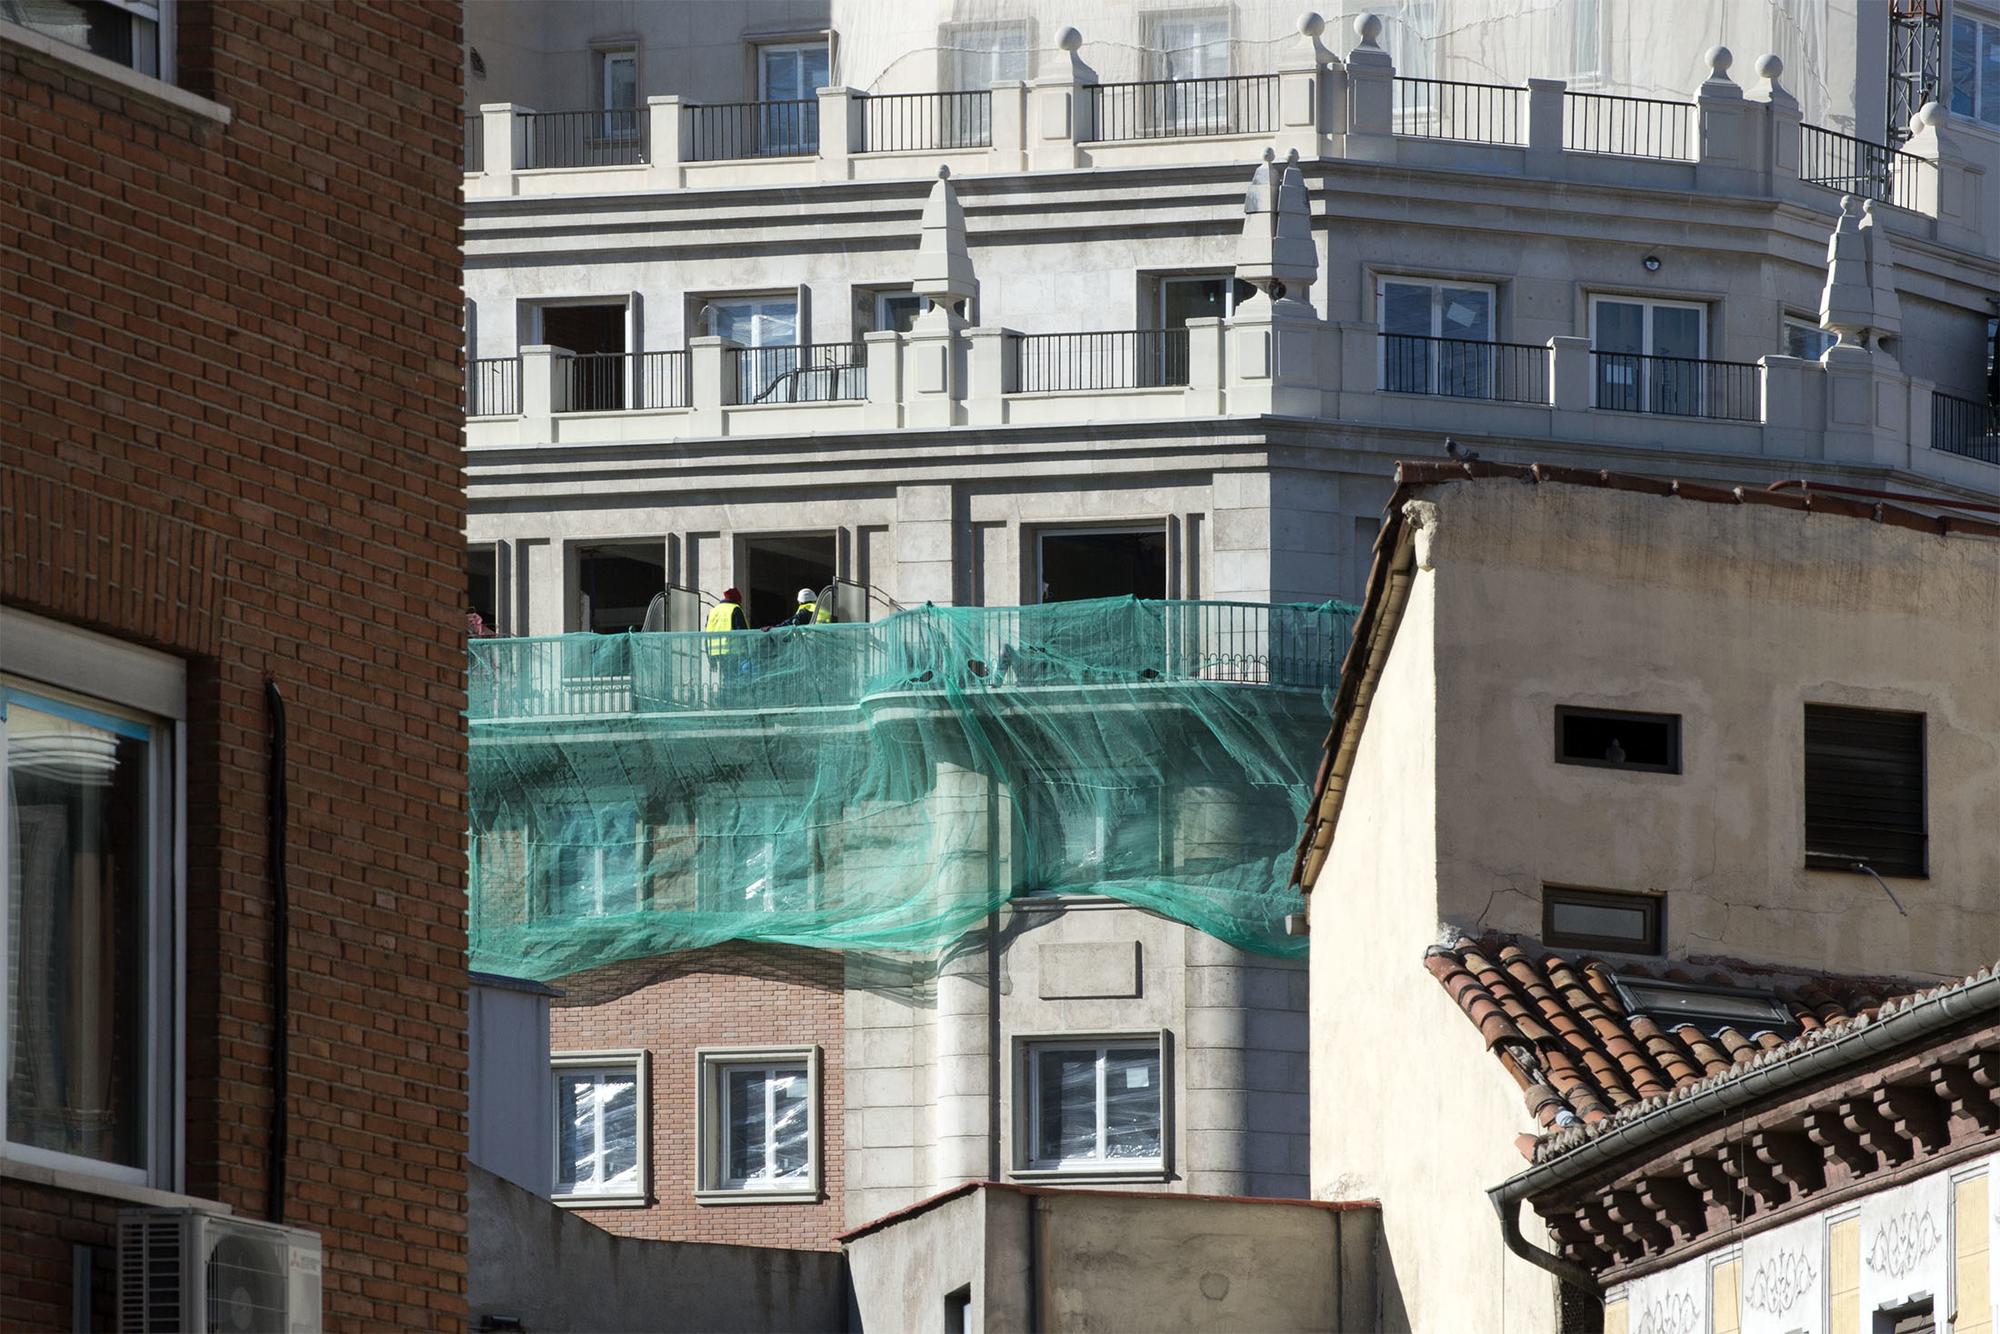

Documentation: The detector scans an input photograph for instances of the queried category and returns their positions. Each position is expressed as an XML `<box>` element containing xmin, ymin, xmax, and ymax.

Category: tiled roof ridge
<box><xmin>1423</xmin><ymin>931</ymin><xmax>1990</xmax><ymax>1160</ymax></box>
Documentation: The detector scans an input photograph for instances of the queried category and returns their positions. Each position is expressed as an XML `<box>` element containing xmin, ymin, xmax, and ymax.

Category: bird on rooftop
<box><xmin>1445</xmin><ymin>437</ymin><xmax>1479</xmax><ymax>463</ymax></box>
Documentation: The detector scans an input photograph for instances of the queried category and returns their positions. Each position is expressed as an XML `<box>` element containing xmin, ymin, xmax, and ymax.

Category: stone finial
<box><xmin>1754</xmin><ymin>52</ymin><xmax>1798</xmax><ymax>114</ymax></box>
<box><xmin>1819</xmin><ymin>195</ymin><xmax>1869</xmax><ymax>346</ymax></box>
<box><xmin>1348</xmin><ymin>12</ymin><xmax>1392</xmax><ymax>69</ymax></box>
<box><xmin>1299</xmin><ymin>11</ymin><xmax>1325</xmax><ymax>37</ymax></box>
<box><xmin>1756</xmin><ymin>53</ymin><xmax>1783</xmax><ymax>80</ymax></box>
<box><xmin>913</xmin><ymin>166</ymin><xmax>974</xmax><ymax>314</ymax></box>
<box><xmin>1699</xmin><ymin>45</ymin><xmax>1741</xmax><ymax>99</ymax></box>
<box><xmin>1354</xmin><ymin>12</ymin><xmax>1383</xmax><ymax>46</ymax></box>
<box><xmin>1860</xmin><ymin>199</ymin><xmax>1902</xmax><ymax>350</ymax></box>
<box><xmin>1057</xmin><ymin>26</ymin><xmax>1082</xmax><ymax>53</ymax></box>
<box><xmin>1911</xmin><ymin>100</ymin><xmax>1944</xmax><ymax>133</ymax></box>
<box><xmin>1235</xmin><ymin>148</ymin><xmax>1317</xmax><ymax>303</ymax></box>
<box><xmin>1707</xmin><ymin>46</ymin><xmax>1732</xmax><ymax>76</ymax></box>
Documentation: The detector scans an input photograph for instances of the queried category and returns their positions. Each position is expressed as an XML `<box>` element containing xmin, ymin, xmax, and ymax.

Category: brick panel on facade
<box><xmin>0</xmin><ymin>2</ymin><xmax>468</xmax><ymax>1328</ymax></box>
<box><xmin>548</xmin><ymin>944</ymin><xmax>846</xmax><ymax>1251</ymax></box>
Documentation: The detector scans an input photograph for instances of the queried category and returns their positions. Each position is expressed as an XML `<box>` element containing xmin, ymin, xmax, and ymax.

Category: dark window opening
<box><xmin>1804</xmin><ymin>704</ymin><xmax>1927</xmax><ymax>878</ymax></box>
<box><xmin>539</xmin><ymin>304</ymin><xmax>628</xmax><ymax>411</ymax></box>
<box><xmin>1542</xmin><ymin>886</ymin><xmax>1662</xmax><ymax>955</ymax></box>
<box><xmin>1038</xmin><ymin>529</ymin><xmax>1167</xmax><ymax>603</ymax></box>
<box><xmin>468</xmin><ymin>545</ymin><xmax>498</xmax><ymax>635</ymax></box>
<box><xmin>945</xmin><ymin>1285</ymin><xmax>972</xmax><ymax>1334</ymax></box>
<box><xmin>578</xmin><ymin>543</ymin><xmax>663</xmax><ymax>634</ymax></box>
<box><xmin>741</xmin><ymin>533</ymin><xmax>836</xmax><ymax>628</ymax></box>
<box><xmin>1876</xmin><ymin>1296</ymin><xmax>1935</xmax><ymax>1334</ymax></box>
<box><xmin>1555</xmin><ymin>707</ymin><xmax>1681</xmax><ymax>773</ymax></box>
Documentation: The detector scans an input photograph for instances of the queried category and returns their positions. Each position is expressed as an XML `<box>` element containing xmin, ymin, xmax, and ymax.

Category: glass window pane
<box><xmin>802</xmin><ymin>46</ymin><xmax>830</xmax><ymax>93</ymax></box>
<box><xmin>605</xmin><ymin>54</ymin><xmax>636</xmax><ymax>111</ymax></box>
<box><xmin>1102</xmin><ymin>1048</ymin><xmax>1162</xmax><ymax>1161</ymax></box>
<box><xmin>728</xmin><ymin>1068</ymin><xmax>767</xmax><ymax>1181</ymax></box>
<box><xmin>1592</xmin><ymin>301</ymin><xmax>1644</xmax><ymax>354</ymax></box>
<box><xmin>1953</xmin><ymin>17</ymin><xmax>1978</xmax><ymax>117</ymax></box>
<box><xmin>1649</xmin><ymin>305</ymin><xmax>1702</xmax><ymax>360</ymax></box>
<box><xmin>1381</xmin><ymin>283</ymin><xmax>1434</xmax><ymax>338</ymax></box>
<box><xmin>1549</xmin><ymin>900</ymin><xmax>1649</xmax><ymax>943</ymax></box>
<box><xmin>557</xmin><ymin>1073</ymin><xmax>592</xmax><ymax>1191</ymax></box>
<box><xmin>6</xmin><ymin>700</ymin><xmax>150</xmax><ymax>1169</ymax></box>
<box><xmin>599</xmin><ymin>1075</ymin><xmax>638</xmax><ymax>1188</ymax></box>
<box><xmin>1439</xmin><ymin>288</ymin><xmax>1491</xmax><ymax>342</ymax></box>
<box><xmin>769</xmin><ymin>1067</ymin><xmax>810</xmax><ymax>1179</ymax></box>
<box><xmin>1984</xmin><ymin>23</ymin><xmax>2000</xmax><ymax>126</ymax></box>
<box><xmin>1036</xmin><ymin>1049</ymin><xmax>1098</xmax><ymax>1162</ymax></box>
<box><xmin>761</xmin><ymin>48</ymin><xmax>800</xmax><ymax>101</ymax></box>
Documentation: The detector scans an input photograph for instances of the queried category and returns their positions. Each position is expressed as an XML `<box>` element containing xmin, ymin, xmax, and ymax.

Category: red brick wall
<box><xmin>548</xmin><ymin>944</ymin><xmax>845</xmax><ymax>1251</ymax></box>
<box><xmin>0</xmin><ymin>2</ymin><xmax>467</xmax><ymax>1328</ymax></box>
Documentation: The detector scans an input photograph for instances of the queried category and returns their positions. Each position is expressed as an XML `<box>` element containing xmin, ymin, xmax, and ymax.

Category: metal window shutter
<box><xmin>1804</xmin><ymin>704</ymin><xmax>1926</xmax><ymax>876</ymax></box>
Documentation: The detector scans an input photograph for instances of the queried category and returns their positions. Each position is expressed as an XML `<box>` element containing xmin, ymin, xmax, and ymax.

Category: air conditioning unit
<box><xmin>117</xmin><ymin>1208</ymin><xmax>322</xmax><ymax>1334</ymax></box>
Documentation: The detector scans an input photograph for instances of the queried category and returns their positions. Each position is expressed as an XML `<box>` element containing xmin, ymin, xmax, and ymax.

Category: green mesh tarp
<box><xmin>467</xmin><ymin>597</ymin><xmax>1354</xmax><ymax>981</ymax></box>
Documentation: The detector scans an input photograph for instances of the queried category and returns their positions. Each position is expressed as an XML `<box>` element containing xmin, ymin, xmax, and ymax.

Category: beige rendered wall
<box><xmin>1420</xmin><ymin>482</ymin><xmax>2000</xmax><ymax>984</ymax></box>
<box><xmin>1308</xmin><ymin>566</ymin><xmax>1562</xmax><ymax>1332</ymax></box>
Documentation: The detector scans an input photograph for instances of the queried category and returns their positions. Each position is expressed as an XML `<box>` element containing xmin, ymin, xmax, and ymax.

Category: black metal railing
<box><xmin>465</xmin><ymin>117</ymin><xmax>484</xmax><ymax>173</ymax></box>
<box><xmin>1563</xmin><ymin>92</ymin><xmax>1693</xmax><ymax>160</ymax></box>
<box><xmin>1379</xmin><ymin>334</ymin><xmax>1549</xmax><ymax>404</ymax></box>
<box><xmin>684</xmin><ymin>100</ymin><xmax>820</xmax><ymax>161</ymax></box>
<box><xmin>1801</xmin><ymin>125</ymin><xmax>1927</xmax><ymax>211</ymax></box>
<box><xmin>518</xmin><ymin>108</ymin><xmax>647</xmax><ymax>169</ymax></box>
<box><xmin>1011</xmin><ymin>330</ymin><xmax>1192</xmax><ymax>392</ymax></box>
<box><xmin>728</xmin><ymin>343</ymin><xmax>866</xmax><ymax>404</ymax></box>
<box><xmin>1931</xmin><ymin>392</ymin><xmax>2000</xmax><ymax>464</ymax></box>
<box><xmin>860</xmin><ymin>90</ymin><xmax>992</xmax><ymax>152</ymax></box>
<box><xmin>1084</xmin><ymin>75</ymin><xmax>1278</xmax><ymax>142</ymax></box>
<box><xmin>552</xmin><ymin>352</ymin><xmax>692</xmax><ymax>412</ymax></box>
<box><xmin>1591</xmin><ymin>351</ymin><xmax>1761</xmax><ymax>421</ymax></box>
<box><xmin>468</xmin><ymin>357</ymin><xmax>519</xmax><ymax>417</ymax></box>
<box><xmin>1392</xmin><ymin>77</ymin><xmax>1525</xmax><ymax>145</ymax></box>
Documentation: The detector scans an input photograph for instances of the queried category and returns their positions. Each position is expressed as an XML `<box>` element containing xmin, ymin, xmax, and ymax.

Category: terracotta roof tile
<box><xmin>1425</xmin><ymin>934</ymin><xmax>1914</xmax><ymax>1147</ymax></box>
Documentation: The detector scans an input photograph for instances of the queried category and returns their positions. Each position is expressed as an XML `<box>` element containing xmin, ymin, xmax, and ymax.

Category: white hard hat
<box><xmin>797</xmin><ymin>587</ymin><xmax>817</xmax><ymax>602</ymax></box>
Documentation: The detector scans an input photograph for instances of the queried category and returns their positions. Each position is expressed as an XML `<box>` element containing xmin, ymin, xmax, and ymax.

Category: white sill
<box><xmin>695</xmin><ymin>1187</ymin><xmax>820</xmax><ymax>1206</ymax></box>
<box><xmin>1</xmin><ymin>1153</ymin><xmax>232</xmax><ymax>1214</ymax></box>
<box><xmin>553</xmin><ymin>1192</ymin><xmax>649</xmax><ymax>1209</ymax></box>
<box><xmin>0</xmin><ymin>20</ymin><xmax>231</xmax><ymax>125</ymax></box>
<box><xmin>1009</xmin><ymin>1166</ymin><xmax>1169</xmax><ymax>1184</ymax></box>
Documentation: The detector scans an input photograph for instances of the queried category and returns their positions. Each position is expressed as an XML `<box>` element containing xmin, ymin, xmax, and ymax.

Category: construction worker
<box><xmin>706</xmin><ymin>587</ymin><xmax>747</xmax><ymax>658</ymax></box>
<box><xmin>784</xmin><ymin>586</ymin><xmax>827</xmax><ymax>626</ymax></box>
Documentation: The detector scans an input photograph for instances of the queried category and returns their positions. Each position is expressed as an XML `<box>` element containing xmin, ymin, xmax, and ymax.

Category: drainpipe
<box><xmin>1486</xmin><ymin>964</ymin><xmax>2000</xmax><ymax>1298</ymax></box>
<box><xmin>265</xmin><ymin>679</ymin><xmax>291</xmax><ymax>1226</ymax></box>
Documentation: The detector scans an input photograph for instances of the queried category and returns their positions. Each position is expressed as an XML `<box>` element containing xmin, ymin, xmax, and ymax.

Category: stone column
<box><xmin>1181</xmin><ymin>317</ymin><xmax>1225</xmax><ymax>416</ymax></box>
<box><xmin>817</xmin><ymin>85</ymin><xmax>859</xmax><ymax>180</ymax></box>
<box><xmin>687</xmin><ymin>334</ymin><xmax>738</xmax><ymax>436</ymax></box>
<box><xmin>928</xmin><ymin>758</ymin><xmax>996</xmax><ymax>1191</ymax></box>
<box><xmin>471</xmin><ymin>103</ymin><xmax>523</xmax><ymax>198</ymax></box>
<box><xmin>1274</xmin><ymin>12</ymin><xmax>1329</xmax><ymax>161</ymax></box>
<box><xmin>963</xmin><ymin>326</ymin><xmax>1013</xmax><ymax>426</ymax></box>
<box><xmin>518</xmin><ymin>344</ymin><xmax>561</xmax><ymax>438</ymax></box>
<box><xmin>1223</xmin><ymin>298</ymin><xmax>1327</xmax><ymax>417</ymax></box>
<box><xmin>1525</xmin><ymin>78</ymin><xmax>1566</xmax><ymax>177</ymax></box>
<box><xmin>1751</xmin><ymin>55</ymin><xmax>1807</xmax><ymax>204</ymax></box>
<box><xmin>1904</xmin><ymin>103</ymin><xmax>1989</xmax><ymax>256</ymax></box>
<box><xmin>863</xmin><ymin>330</ymin><xmax>903</xmax><ymax>429</ymax></box>
<box><xmin>1342</xmin><ymin>14</ymin><xmax>1394</xmax><ymax>162</ymax></box>
<box><xmin>1028</xmin><ymin>26</ymin><xmax>1090</xmax><ymax>171</ymax></box>
<box><xmin>643</xmin><ymin>95</ymin><xmax>683</xmax><ymax>190</ymax></box>
<box><xmin>1209</xmin><ymin>470</ymin><xmax>1274</xmax><ymax>604</ymax></box>
<box><xmin>1549</xmin><ymin>335</ymin><xmax>1591</xmax><ymax>412</ymax></box>
<box><xmin>1694</xmin><ymin>48</ymin><xmax>1758</xmax><ymax>196</ymax></box>
<box><xmin>988</xmin><ymin>79</ymin><xmax>1028</xmax><ymax>173</ymax></box>
<box><xmin>895</xmin><ymin>483</ymin><xmax>956</xmax><ymax>605</ymax></box>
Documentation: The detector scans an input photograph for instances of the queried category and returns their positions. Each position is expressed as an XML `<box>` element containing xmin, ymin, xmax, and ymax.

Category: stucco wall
<box><xmin>467</xmin><ymin>1164</ymin><xmax>845</xmax><ymax>1333</ymax></box>
<box><xmin>1308</xmin><ymin>565</ymin><xmax>1564</xmax><ymax>1332</ymax></box>
<box><xmin>1421</xmin><ymin>481</ymin><xmax>2000</xmax><ymax>983</ymax></box>
<box><xmin>468</xmin><ymin>977</ymin><xmax>557</xmax><ymax>1196</ymax></box>
<box><xmin>842</xmin><ymin>1185</ymin><xmax>1380</xmax><ymax>1334</ymax></box>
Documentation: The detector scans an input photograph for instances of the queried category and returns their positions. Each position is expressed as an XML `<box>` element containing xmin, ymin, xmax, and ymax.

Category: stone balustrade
<box><xmin>463</xmin><ymin>20</ymin><xmax>1988</xmax><ymax>261</ymax></box>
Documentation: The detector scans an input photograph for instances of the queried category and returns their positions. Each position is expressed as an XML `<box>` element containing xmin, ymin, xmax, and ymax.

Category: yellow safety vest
<box><xmin>814</xmin><ymin>600</ymin><xmax>834</xmax><ymax>624</ymax></box>
<box><xmin>705</xmin><ymin>601</ymin><xmax>741</xmax><ymax>656</ymax></box>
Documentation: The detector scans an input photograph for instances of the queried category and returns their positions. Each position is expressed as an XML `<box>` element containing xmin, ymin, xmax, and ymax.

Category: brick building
<box><xmin>1</xmin><ymin>2</ymin><xmax>467</xmax><ymax>1328</ymax></box>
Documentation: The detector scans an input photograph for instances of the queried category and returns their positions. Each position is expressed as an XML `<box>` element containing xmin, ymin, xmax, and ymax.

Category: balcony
<box><xmin>461</xmin><ymin>37</ymin><xmax>1976</xmax><ymax>270</ymax></box>
<box><xmin>468</xmin><ymin>599</ymin><xmax>1346</xmax><ymax>723</ymax></box>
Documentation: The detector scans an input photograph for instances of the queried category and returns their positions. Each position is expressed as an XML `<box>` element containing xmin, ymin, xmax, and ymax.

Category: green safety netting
<box><xmin>466</xmin><ymin>596</ymin><xmax>1355</xmax><ymax>982</ymax></box>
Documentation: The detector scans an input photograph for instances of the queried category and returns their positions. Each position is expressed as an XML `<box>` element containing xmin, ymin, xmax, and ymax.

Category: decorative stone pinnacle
<box><xmin>1298</xmin><ymin>11</ymin><xmax>1325</xmax><ymax>38</ymax></box>
<box><xmin>1262</xmin><ymin>146</ymin><xmax>1276</xmax><ymax>163</ymax></box>
<box><xmin>1756</xmin><ymin>53</ymin><xmax>1783</xmax><ymax>80</ymax></box>
<box><xmin>1057</xmin><ymin>26</ymin><xmax>1082</xmax><ymax>53</ymax></box>
<box><xmin>1707</xmin><ymin>46</ymin><xmax>1732</xmax><ymax>75</ymax></box>
<box><xmin>1354</xmin><ymin>13</ymin><xmax>1383</xmax><ymax>46</ymax></box>
<box><xmin>937</xmin><ymin>164</ymin><xmax>950</xmax><ymax>179</ymax></box>
<box><xmin>1912</xmin><ymin>100</ymin><xmax>1943</xmax><ymax>131</ymax></box>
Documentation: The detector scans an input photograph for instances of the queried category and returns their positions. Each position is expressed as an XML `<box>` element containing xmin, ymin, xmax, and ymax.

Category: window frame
<box><xmin>1375</xmin><ymin>274</ymin><xmax>1500</xmax><ymax>395</ymax></box>
<box><xmin>695</xmin><ymin>1044</ymin><xmax>821</xmax><ymax>1203</ymax></box>
<box><xmin>756</xmin><ymin>40</ymin><xmax>831</xmax><ymax>102</ymax></box>
<box><xmin>9</xmin><ymin>0</ymin><xmax>173</xmax><ymax>82</ymax></box>
<box><xmin>1034</xmin><ymin>522</ymin><xmax>1171</xmax><ymax>604</ymax></box>
<box><xmin>1542</xmin><ymin>885</ymin><xmax>1664</xmax><ymax>955</ymax></box>
<box><xmin>1802</xmin><ymin>702</ymin><xmax>1928</xmax><ymax>879</ymax></box>
<box><xmin>540</xmin><ymin>797</ymin><xmax>644</xmax><ymax>920</ymax></box>
<box><xmin>1013</xmin><ymin>1031</ymin><xmax>1171</xmax><ymax>1179</ymax></box>
<box><xmin>598</xmin><ymin>46</ymin><xmax>639</xmax><ymax>138</ymax></box>
<box><xmin>1588</xmin><ymin>293</ymin><xmax>1710</xmax><ymax>413</ymax></box>
<box><xmin>550</xmin><ymin>1049</ymin><xmax>650</xmax><ymax>1207</ymax></box>
<box><xmin>1949</xmin><ymin>10</ymin><xmax>2000</xmax><ymax>130</ymax></box>
<box><xmin>1553</xmin><ymin>705</ymin><xmax>1683</xmax><ymax>774</ymax></box>
<box><xmin>0</xmin><ymin>608</ymin><xmax>186</xmax><ymax>1195</ymax></box>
